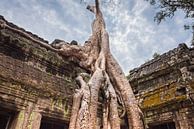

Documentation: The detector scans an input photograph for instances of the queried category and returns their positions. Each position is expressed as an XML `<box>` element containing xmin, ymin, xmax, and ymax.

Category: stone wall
<box><xmin>0</xmin><ymin>15</ymin><xmax>85</xmax><ymax>129</ymax></box>
<box><xmin>1</xmin><ymin>15</ymin><xmax>194</xmax><ymax>129</ymax></box>
<box><xmin>129</xmin><ymin>44</ymin><xmax>194</xmax><ymax>129</ymax></box>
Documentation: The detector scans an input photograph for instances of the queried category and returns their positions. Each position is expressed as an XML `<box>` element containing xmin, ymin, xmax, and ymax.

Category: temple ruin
<box><xmin>0</xmin><ymin>14</ymin><xmax>194</xmax><ymax>129</ymax></box>
<box><xmin>129</xmin><ymin>44</ymin><xmax>194</xmax><ymax>129</ymax></box>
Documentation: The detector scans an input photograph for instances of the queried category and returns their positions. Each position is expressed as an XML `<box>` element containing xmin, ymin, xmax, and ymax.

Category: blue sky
<box><xmin>0</xmin><ymin>0</ymin><xmax>192</xmax><ymax>74</ymax></box>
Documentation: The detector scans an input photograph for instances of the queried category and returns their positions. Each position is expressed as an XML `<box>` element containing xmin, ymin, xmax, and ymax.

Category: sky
<box><xmin>0</xmin><ymin>0</ymin><xmax>192</xmax><ymax>74</ymax></box>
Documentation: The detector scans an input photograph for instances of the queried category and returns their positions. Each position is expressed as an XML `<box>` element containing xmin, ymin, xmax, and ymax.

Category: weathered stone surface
<box><xmin>0</xmin><ymin>15</ymin><xmax>86</xmax><ymax>128</ymax></box>
<box><xmin>1</xmin><ymin>14</ymin><xmax>194</xmax><ymax>129</ymax></box>
<box><xmin>128</xmin><ymin>43</ymin><xmax>194</xmax><ymax>129</ymax></box>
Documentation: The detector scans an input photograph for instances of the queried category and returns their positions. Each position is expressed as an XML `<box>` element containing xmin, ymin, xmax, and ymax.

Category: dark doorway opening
<box><xmin>120</xmin><ymin>115</ymin><xmax>129</xmax><ymax>129</ymax></box>
<box><xmin>40</xmin><ymin>117</ymin><xmax>69</xmax><ymax>129</ymax></box>
<box><xmin>149</xmin><ymin>122</ymin><xmax>176</xmax><ymax>129</ymax></box>
<box><xmin>0</xmin><ymin>107</ymin><xmax>16</xmax><ymax>129</ymax></box>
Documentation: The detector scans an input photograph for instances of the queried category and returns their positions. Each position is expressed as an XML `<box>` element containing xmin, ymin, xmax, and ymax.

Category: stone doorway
<box><xmin>149</xmin><ymin>122</ymin><xmax>176</xmax><ymax>129</ymax></box>
<box><xmin>40</xmin><ymin>117</ymin><xmax>68</xmax><ymax>129</ymax></box>
<box><xmin>0</xmin><ymin>107</ymin><xmax>16</xmax><ymax>129</ymax></box>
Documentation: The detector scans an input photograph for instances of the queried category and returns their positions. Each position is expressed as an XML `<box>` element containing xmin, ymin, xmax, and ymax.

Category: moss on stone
<box><xmin>141</xmin><ymin>83</ymin><xmax>187</xmax><ymax>109</ymax></box>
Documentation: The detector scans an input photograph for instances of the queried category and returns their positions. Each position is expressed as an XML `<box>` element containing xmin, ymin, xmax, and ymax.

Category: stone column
<box><xmin>29</xmin><ymin>111</ymin><xmax>42</xmax><ymax>129</ymax></box>
<box><xmin>10</xmin><ymin>102</ymin><xmax>42</xmax><ymax>129</ymax></box>
<box><xmin>10</xmin><ymin>110</ymin><xmax>25</xmax><ymax>129</ymax></box>
<box><xmin>175</xmin><ymin>108</ymin><xmax>193</xmax><ymax>129</ymax></box>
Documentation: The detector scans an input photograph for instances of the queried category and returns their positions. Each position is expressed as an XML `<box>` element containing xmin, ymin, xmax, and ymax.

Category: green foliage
<box><xmin>146</xmin><ymin>0</ymin><xmax>194</xmax><ymax>45</ymax></box>
<box><xmin>146</xmin><ymin>0</ymin><xmax>194</xmax><ymax>24</ymax></box>
<box><xmin>153</xmin><ymin>52</ymin><xmax>160</xmax><ymax>58</ymax></box>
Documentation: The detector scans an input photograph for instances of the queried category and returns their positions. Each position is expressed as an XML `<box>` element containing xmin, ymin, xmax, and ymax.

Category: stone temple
<box><xmin>0</xmin><ymin>15</ymin><xmax>194</xmax><ymax>129</ymax></box>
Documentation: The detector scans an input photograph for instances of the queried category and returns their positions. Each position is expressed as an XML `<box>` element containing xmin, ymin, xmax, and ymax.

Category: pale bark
<box><xmin>102</xmin><ymin>103</ymin><xmax>109</xmax><ymax>129</ymax></box>
<box><xmin>88</xmin><ymin>68</ymin><xmax>104</xmax><ymax>129</ymax></box>
<box><xmin>60</xmin><ymin>0</ymin><xmax>144</xmax><ymax>129</ymax></box>
<box><xmin>75</xmin><ymin>75</ymin><xmax>90</xmax><ymax>129</ymax></box>
<box><xmin>105</xmin><ymin>73</ymin><xmax>120</xmax><ymax>129</ymax></box>
<box><xmin>106</xmin><ymin>53</ymin><xmax>143</xmax><ymax>129</ymax></box>
<box><xmin>69</xmin><ymin>90</ymin><xmax>83</xmax><ymax>129</ymax></box>
<box><xmin>0</xmin><ymin>3</ymin><xmax>144</xmax><ymax>128</ymax></box>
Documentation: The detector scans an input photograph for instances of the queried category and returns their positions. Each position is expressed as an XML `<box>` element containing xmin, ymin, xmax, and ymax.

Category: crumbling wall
<box><xmin>1</xmin><ymin>14</ymin><xmax>194</xmax><ymax>129</ymax></box>
<box><xmin>129</xmin><ymin>44</ymin><xmax>194</xmax><ymax>129</ymax></box>
<box><xmin>0</xmin><ymin>15</ymin><xmax>85</xmax><ymax>129</ymax></box>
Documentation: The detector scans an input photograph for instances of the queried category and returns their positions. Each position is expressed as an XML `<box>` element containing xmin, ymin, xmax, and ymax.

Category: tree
<box><xmin>51</xmin><ymin>0</ymin><xmax>144</xmax><ymax>129</ymax></box>
<box><xmin>146</xmin><ymin>0</ymin><xmax>194</xmax><ymax>23</ymax></box>
<box><xmin>153</xmin><ymin>52</ymin><xmax>160</xmax><ymax>58</ymax></box>
<box><xmin>146</xmin><ymin>0</ymin><xmax>194</xmax><ymax>45</ymax></box>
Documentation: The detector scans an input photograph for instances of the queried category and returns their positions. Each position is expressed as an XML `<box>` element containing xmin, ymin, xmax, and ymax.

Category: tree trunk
<box><xmin>55</xmin><ymin>0</ymin><xmax>144</xmax><ymax>129</ymax></box>
<box><xmin>68</xmin><ymin>90</ymin><xmax>82</xmax><ymax>129</ymax></box>
<box><xmin>88</xmin><ymin>68</ymin><xmax>104</xmax><ymax>129</ymax></box>
<box><xmin>106</xmin><ymin>53</ymin><xmax>143</xmax><ymax>129</ymax></box>
<box><xmin>0</xmin><ymin>2</ymin><xmax>144</xmax><ymax>128</ymax></box>
<box><xmin>105</xmin><ymin>73</ymin><xmax>120</xmax><ymax>129</ymax></box>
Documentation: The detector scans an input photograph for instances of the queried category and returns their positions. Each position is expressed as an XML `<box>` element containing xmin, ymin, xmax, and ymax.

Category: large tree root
<box><xmin>57</xmin><ymin>0</ymin><xmax>144</xmax><ymax>129</ymax></box>
<box><xmin>104</xmin><ymin>72</ymin><xmax>120</xmax><ymax>129</ymax></box>
<box><xmin>69</xmin><ymin>66</ymin><xmax>121</xmax><ymax>129</ymax></box>
<box><xmin>88</xmin><ymin>68</ymin><xmax>104</xmax><ymax>129</ymax></box>
<box><xmin>0</xmin><ymin>1</ymin><xmax>144</xmax><ymax>128</ymax></box>
<box><xmin>69</xmin><ymin>74</ymin><xmax>90</xmax><ymax>129</ymax></box>
<box><xmin>68</xmin><ymin>67</ymin><xmax>105</xmax><ymax>129</ymax></box>
<box><xmin>106</xmin><ymin>53</ymin><xmax>143</xmax><ymax>129</ymax></box>
<box><xmin>68</xmin><ymin>89</ymin><xmax>82</xmax><ymax>129</ymax></box>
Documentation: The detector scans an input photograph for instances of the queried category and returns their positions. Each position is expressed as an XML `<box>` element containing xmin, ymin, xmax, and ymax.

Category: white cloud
<box><xmin>100</xmin><ymin>0</ymin><xmax>191</xmax><ymax>74</ymax></box>
<box><xmin>0</xmin><ymin>0</ymin><xmax>91</xmax><ymax>43</ymax></box>
<box><xmin>0</xmin><ymin>0</ymin><xmax>191</xmax><ymax>74</ymax></box>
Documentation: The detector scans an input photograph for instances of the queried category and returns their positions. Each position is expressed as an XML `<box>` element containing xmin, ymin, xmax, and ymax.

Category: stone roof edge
<box><xmin>129</xmin><ymin>43</ymin><xmax>190</xmax><ymax>75</ymax></box>
<box><xmin>0</xmin><ymin>15</ymin><xmax>49</xmax><ymax>44</ymax></box>
<box><xmin>0</xmin><ymin>15</ymin><xmax>61</xmax><ymax>52</ymax></box>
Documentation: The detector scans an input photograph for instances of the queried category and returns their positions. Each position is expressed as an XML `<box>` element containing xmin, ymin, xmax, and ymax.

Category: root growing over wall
<box><xmin>52</xmin><ymin>0</ymin><xmax>144</xmax><ymax>128</ymax></box>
